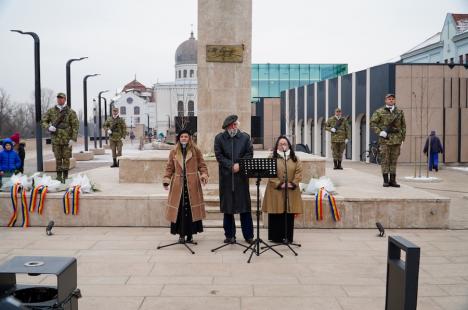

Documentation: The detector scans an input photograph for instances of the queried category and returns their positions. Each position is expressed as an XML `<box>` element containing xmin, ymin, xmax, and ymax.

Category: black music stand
<box><xmin>240</xmin><ymin>158</ymin><xmax>283</xmax><ymax>263</ymax></box>
<box><xmin>157</xmin><ymin>147</ymin><xmax>197</xmax><ymax>254</ymax></box>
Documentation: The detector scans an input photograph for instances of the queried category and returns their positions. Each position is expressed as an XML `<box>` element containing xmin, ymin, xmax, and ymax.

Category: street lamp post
<box><xmin>98</xmin><ymin>90</ymin><xmax>109</xmax><ymax>148</ymax></box>
<box><xmin>83</xmin><ymin>74</ymin><xmax>99</xmax><ymax>151</ymax></box>
<box><xmin>66</xmin><ymin>57</ymin><xmax>87</xmax><ymax>108</ymax></box>
<box><xmin>11</xmin><ymin>29</ymin><xmax>43</xmax><ymax>172</ymax></box>
<box><xmin>102</xmin><ymin>97</ymin><xmax>109</xmax><ymax>144</ymax></box>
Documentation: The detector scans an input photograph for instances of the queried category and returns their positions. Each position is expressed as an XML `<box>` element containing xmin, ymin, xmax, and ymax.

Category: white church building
<box><xmin>153</xmin><ymin>32</ymin><xmax>198</xmax><ymax>136</ymax></box>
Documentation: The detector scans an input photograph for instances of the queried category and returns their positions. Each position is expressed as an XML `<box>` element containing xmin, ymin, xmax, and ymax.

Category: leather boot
<box><xmin>337</xmin><ymin>160</ymin><xmax>343</xmax><ymax>170</ymax></box>
<box><xmin>56</xmin><ymin>171</ymin><xmax>63</xmax><ymax>183</ymax></box>
<box><xmin>383</xmin><ymin>174</ymin><xmax>390</xmax><ymax>187</ymax></box>
<box><xmin>389</xmin><ymin>174</ymin><xmax>400</xmax><ymax>187</ymax></box>
<box><xmin>111</xmin><ymin>158</ymin><xmax>118</xmax><ymax>168</ymax></box>
<box><xmin>333</xmin><ymin>160</ymin><xmax>338</xmax><ymax>170</ymax></box>
<box><xmin>62</xmin><ymin>170</ymin><xmax>68</xmax><ymax>183</ymax></box>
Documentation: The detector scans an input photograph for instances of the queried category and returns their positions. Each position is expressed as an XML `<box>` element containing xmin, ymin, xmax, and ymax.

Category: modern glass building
<box><xmin>251</xmin><ymin>63</ymin><xmax>348</xmax><ymax>99</ymax></box>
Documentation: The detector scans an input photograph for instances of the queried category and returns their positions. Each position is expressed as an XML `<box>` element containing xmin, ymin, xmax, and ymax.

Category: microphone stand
<box><xmin>268</xmin><ymin>149</ymin><xmax>301</xmax><ymax>255</ymax></box>
<box><xmin>157</xmin><ymin>144</ymin><xmax>197</xmax><ymax>254</ymax></box>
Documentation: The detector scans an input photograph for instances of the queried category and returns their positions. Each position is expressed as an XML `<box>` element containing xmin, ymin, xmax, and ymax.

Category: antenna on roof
<box><xmin>134</xmin><ymin>73</ymin><xmax>137</xmax><ymax>81</ymax></box>
<box><xmin>190</xmin><ymin>24</ymin><xmax>194</xmax><ymax>38</ymax></box>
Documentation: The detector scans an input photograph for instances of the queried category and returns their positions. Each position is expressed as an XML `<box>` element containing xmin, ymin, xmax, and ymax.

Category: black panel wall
<box><xmin>298</xmin><ymin>86</ymin><xmax>305</xmax><ymax>123</ymax></box>
<box><xmin>307</xmin><ymin>84</ymin><xmax>314</xmax><ymax>121</ymax></box>
<box><xmin>341</xmin><ymin>74</ymin><xmax>353</xmax><ymax>117</ymax></box>
<box><xmin>317</xmin><ymin>81</ymin><xmax>326</xmax><ymax>120</ymax></box>
<box><xmin>328</xmin><ymin>78</ymin><xmax>339</xmax><ymax>116</ymax></box>
<box><xmin>280</xmin><ymin>91</ymin><xmax>286</xmax><ymax>134</ymax></box>
<box><xmin>288</xmin><ymin>89</ymin><xmax>295</xmax><ymax>123</ymax></box>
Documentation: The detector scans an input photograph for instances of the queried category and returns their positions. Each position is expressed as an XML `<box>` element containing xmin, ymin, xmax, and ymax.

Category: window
<box><xmin>120</xmin><ymin>106</ymin><xmax>126</xmax><ymax>115</ymax></box>
<box><xmin>460</xmin><ymin>55</ymin><xmax>464</xmax><ymax>64</ymax></box>
<box><xmin>465</xmin><ymin>54</ymin><xmax>468</xmax><ymax>64</ymax></box>
<box><xmin>190</xmin><ymin>70</ymin><xmax>194</xmax><ymax>78</ymax></box>
<box><xmin>183</xmin><ymin>70</ymin><xmax>187</xmax><ymax>78</ymax></box>
<box><xmin>177</xmin><ymin>100</ymin><xmax>184</xmax><ymax>117</ymax></box>
<box><xmin>135</xmin><ymin>117</ymin><xmax>140</xmax><ymax>124</ymax></box>
<box><xmin>178</xmin><ymin>71</ymin><xmax>181</xmax><ymax>78</ymax></box>
<box><xmin>450</xmin><ymin>58</ymin><xmax>454</xmax><ymax>64</ymax></box>
<box><xmin>134</xmin><ymin>106</ymin><xmax>140</xmax><ymax>115</ymax></box>
<box><xmin>188</xmin><ymin>100</ymin><xmax>194</xmax><ymax>116</ymax></box>
<box><xmin>444</xmin><ymin>59</ymin><xmax>448</xmax><ymax>64</ymax></box>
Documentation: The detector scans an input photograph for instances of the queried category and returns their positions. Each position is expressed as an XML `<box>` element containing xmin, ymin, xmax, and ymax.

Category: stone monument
<box><xmin>197</xmin><ymin>0</ymin><xmax>252</xmax><ymax>153</ymax></box>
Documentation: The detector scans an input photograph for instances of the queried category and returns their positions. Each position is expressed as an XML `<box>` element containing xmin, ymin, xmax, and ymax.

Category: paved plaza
<box><xmin>1</xmin><ymin>142</ymin><xmax>466</xmax><ymax>309</ymax></box>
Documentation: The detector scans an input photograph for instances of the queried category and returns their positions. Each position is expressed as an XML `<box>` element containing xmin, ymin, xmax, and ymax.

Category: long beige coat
<box><xmin>163</xmin><ymin>143</ymin><xmax>209</xmax><ymax>223</ymax></box>
<box><xmin>262</xmin><ymin>156</ymin><xmax>303</xmax><ymax>214</ymax></box>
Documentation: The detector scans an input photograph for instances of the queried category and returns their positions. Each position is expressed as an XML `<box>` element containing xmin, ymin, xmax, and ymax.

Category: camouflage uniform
<box><xmin>370</xmin><ymin>105</ymin><xmax>406</xmax><ymax>186</ymax></box>
<box><xmin>103</xmin><ymin>116</ymin><xmax>127</xmax><ymax>167</ymax></box>
<box><xmin>42</xmin><ymin>105</ymin><xmax>79</xmax><ymax>181</ymax></box>
<box><xmin>325</xmin><ymin>115</ymin><xmax>350</xmax><ymax>169</ymax></box>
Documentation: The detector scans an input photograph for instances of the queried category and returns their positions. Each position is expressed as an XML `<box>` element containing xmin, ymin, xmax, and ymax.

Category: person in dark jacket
<box><xmin>214</xmin><ymin>115</ymin><xmax>254</xmax><ymax>244</ymax></box>
<box><xmin>10</xmin><ymin>132</ymin><xmax>25</xmax><ymax>173</ymax></box>
<box><xmin>423</xmin><ymin>130</ymin><xmax>444</xmax><ymax>172</ymax></box>
<box><xmin>0</xmin><ymin>138</ymin><xmax>21</xmax><ymax>187</ymax></box>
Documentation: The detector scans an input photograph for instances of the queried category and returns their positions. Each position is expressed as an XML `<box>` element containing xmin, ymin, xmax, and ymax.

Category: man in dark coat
<box><xmin>214</xmin><ymin>115</ymin><xmax>254</xmax><ymax>244</ymax></box>
<box><xmin>423</xmin><ymin>130</ymin><xmax>444</xmax><ymax>172</ymax></box>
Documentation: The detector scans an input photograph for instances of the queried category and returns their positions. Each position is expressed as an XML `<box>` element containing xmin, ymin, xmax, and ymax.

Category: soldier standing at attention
<box><xmin>370</xmin><ymin>93</ymin><xmax>406</xmax><ymax>187</ymax></box>
<box><xmin>325</xmin><ymin>107</ymin><xmax>350</xmax><ymax>170</ymax></box>
<box><xmin>104</xmin><ymin>107</ymin><xmax>127</xmax><ymax>168</ymax></box>
<box><xmin>42</xmin><ymin>92</ymin><xmax>79</xmax><ymax>183</ymax></box>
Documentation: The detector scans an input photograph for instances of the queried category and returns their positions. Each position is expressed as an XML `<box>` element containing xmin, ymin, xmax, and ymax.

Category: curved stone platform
<box><xmin>0</xmin><ymin>166</ymin><xmax>449</xmax><ymax>229</ymax></box>
<box><xmin>118</xmin><ymin>150</ymin><xmax>326</xmax><ymax>184</ymax></box>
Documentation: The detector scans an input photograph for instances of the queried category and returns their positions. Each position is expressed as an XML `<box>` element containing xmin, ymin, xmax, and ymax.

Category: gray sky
<box><xmin>1</xmin><ymin>0</ymin><xmax>467</xmax><ymax>113</ymax></box>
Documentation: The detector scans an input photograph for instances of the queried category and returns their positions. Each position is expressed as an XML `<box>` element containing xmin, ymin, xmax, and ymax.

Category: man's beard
<box><xmin>228</xmin><ymin>128</ymin><xmax>238</xmax><ymax>137</ymax></box>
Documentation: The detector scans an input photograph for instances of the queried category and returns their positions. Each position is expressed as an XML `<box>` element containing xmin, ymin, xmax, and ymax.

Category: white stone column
<box><xmin>285</xmin><ymin>89</ymin><xmax>289</xmax><ymax>135</ymax></box>
<box><xmin>366</xmin><ymin>68</ymin><xmax>371</xmax><ymax>163</ymax></box>
<box><xmin>303</xmin><ymin>86</ymin><xmax>309</xmax><ymax>149</ymax></box>
<box><xmin>314</xmin><ymin>83</ymin><xmax>319</xmax><ymax>155</ymax></box>
<box><xmin>351</xmin><ymin>72</ymin><xmax>358</xmax><ymax>161</ymax></box>
<box><xmin>325</xmin><ymin>80</ymin><xmax>330</xmax><ymax>158</ymax></box>
<box><xmin>294</xmin><ymin>87</ymin><xmax>298</xmax><ymax>144</ymax></box>
<box><xmin>197</xmin><ymin>0</ymin><xmax>252</xmax><ymax>153</ymax></box>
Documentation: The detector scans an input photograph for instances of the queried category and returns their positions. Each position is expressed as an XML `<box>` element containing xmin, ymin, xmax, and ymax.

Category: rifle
<box><xmin>51</xmin><ymin>107</ymin><xmax>69</xmax><ymax>133</ymax></box>
<box><xmin>382</xmin><ymin>113</ymin><xmax>400</xmax><ymax>139</ymax></box>
<box><xmin>333</xmin><ymin>115</ymin><xmax>349</xmax><ymax>131</ymax></box>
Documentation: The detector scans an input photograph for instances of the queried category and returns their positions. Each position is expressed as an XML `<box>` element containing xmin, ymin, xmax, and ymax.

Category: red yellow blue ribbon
<box><xmin>8</xmin><ymin>183</ymin><xmax>20</xmax><ymax>227</ymax></box>
<box><xmin>29</xmin><ymin>185</ymin><xmax>48</xmax><ymax>215</ymax></box>
<box><xmin>20</xmin><ymin>187</ymin><xmax>29</xmax><ymax>227</ymax></box>
<box><xmin>315</xmin><ymin>187</ymin><xmax>341</xmax><ymax>222</ymax></box>
<box><xmin>63</xmin><ymin>186</ymin><xmax>80</xmax><ymax>215</ymax></box>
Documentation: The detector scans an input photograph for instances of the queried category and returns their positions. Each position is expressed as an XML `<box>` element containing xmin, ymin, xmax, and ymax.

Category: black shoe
<box><xmin>224</xmin><ymin>237</ymin><xmax>235</xmax><ymax>244</ymax></box>
<box><xmin>178</xmin><ymin>237</ymin><xmax>185</xmax><ymax>243</ymax></box>
<box><xmin>337</xmin><ymin>160</ymin><xmax>343</xmax><ymax>170</ymax></box>
<box><xmin>63</xmin><ymin>170</ymin><xmax>68</xmax><ymax>183</ymax></box>
<box><xmin>389</xmin><ymin>174</ymin><xmax>400</xmax><ymax>187</ymax></box>
<box><xmin>245</xmin><ymin>238</ymin><xmax>254</xmax><ymax>245</ymax></box>
<box><xmin>434</xmin><ymin>166</ymin><xmax>438</xmax><ymax>172</ymax></box>
<box><xmin>333</xmin><ymin>160</ymin><xmax>338</xmax><ymax>170</ymax></box>
<box><xmin>186</xmin><ymin>236</ymin><xmax>193</xmax><ymax>243</ymax></box>
<box><xmin>383</xmin><ymin>174</ymin><xmax>390</xmax><ymax>187</ymax></box>
<box><xmin>111</xmin><ymin>158</ymin><xmax>118</xmax><ymax>168</ymax></box>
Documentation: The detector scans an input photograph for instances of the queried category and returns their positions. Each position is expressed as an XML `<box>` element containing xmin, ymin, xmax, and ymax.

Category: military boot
<box><xmin>382</xmin><ymin>174</ymin><xmax>390</xmax><ymax>187</ymax></box>
<box><xmin>333</xmin><ymin>160</ymin><xmax>338</xmax><ymax>170</ymax></box>
<box><xmin>337</xmin><ymin>160</ymin><xmax>343</xmax><ymax>170</ymax></box>
<box><xmin>56</xmin><ymin>171</ymin><xmax>63</xmax><ymax>183</ymax></box>
<box><xmin>111</xmin><ymin>158</ymin><xmax>118</xmax><ymax>168</ymax></box>
<box><xmin>62</xmin><ymin>170</ymin><xmax>69</xmax><ymax>183</ymax></box>
<box><xmin>389</xmin><ymin>174</ymin><xmax>400</xmax><ymax>187</ymax></box>
<box><xmin>117</xmin><ymin>159</ymin><xmax>120</xmax><ymax>167</ymax></box>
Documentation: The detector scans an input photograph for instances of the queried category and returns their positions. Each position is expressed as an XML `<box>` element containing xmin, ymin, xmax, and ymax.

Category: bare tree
<box><xmin>31</xmin><ymin>87</ymin><xmax>55</xmax><ymax>115</ymax></box>
<box><xmin>0</xmin><ymin>88</ymin><xmax>13</xmax><ymax>136</ymax></box>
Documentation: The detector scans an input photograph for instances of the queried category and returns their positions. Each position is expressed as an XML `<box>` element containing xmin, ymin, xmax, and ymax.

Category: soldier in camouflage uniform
<box><xmin>325</xmin><ymin>107</ymin><xmax>350</xmax><ymax>170</ymax></box>
<box><xmin>370</xmin><ymin>93</ymin><xmax>406</xmax><ymax>187</ymax></box>
<box><xmin>103</xmin><ymin>107</ymin><xmax>127</xmax><ymax>168</ymax></box>
<box><xmin>42</xmin><ymin>92</ymin><xmax>79</xmax><ymax>183</ymax></box>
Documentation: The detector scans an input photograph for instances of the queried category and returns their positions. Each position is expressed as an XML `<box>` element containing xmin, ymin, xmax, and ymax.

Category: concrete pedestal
<box><xmin>43</xmin><ymin>158</ymin><xmax>77</xmax><ymax>172</ymax></box>
<box><xmin>73</xmin><ymin>151</ymin><xmax>94</xmax><ymax>161</ymax></box>
<box><xmin>92</xmin><ymin>148</ymin><xmax>106</xmax><ymax>155</ymax></box>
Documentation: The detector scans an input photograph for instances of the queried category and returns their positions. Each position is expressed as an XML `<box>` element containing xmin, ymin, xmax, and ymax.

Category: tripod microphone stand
<box><xmin>241</xmin><ymin>158</ymin><xmax>283</xmax><ymax>263</ymax></box>
<box><xmin>267</xmin><ymin>150</ymin><xmax>301</xmax><ymax>256</ymax></box>
<box><xmin>157</xmin><ymin>144</ymin><xmax>196</xmax><ymax>254</ymax></box>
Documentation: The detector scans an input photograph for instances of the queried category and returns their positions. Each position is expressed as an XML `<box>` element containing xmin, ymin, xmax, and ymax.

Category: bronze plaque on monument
<box><xmin>206</xmin><ymin>45</ymin><xmax>244</xmax><ymax>63</ymax></box>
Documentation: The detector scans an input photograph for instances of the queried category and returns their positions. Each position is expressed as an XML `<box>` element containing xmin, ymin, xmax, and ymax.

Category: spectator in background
<box><xmin>0</xmin><ymin>138</ymin><xmax>21</xmax><ymax>187</ymax></box>
<box><xmin>423</xmin><ymin>130</ymin><xmax>444</xmax><ymax>172</ymax></box>
<box><xmin>10</xmin><ymin>132</ymin><xmax>25</xmax><ymax>173</ymax></box>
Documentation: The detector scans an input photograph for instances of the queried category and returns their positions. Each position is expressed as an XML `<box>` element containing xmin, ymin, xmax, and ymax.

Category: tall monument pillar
<box><xmin>197</xmin><ymin>0</ymin><xmax>252</xmax><ymax>153</ymax></box>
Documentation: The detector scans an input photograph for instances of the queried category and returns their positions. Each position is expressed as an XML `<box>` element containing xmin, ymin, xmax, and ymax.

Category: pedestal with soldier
<box><xmin>41</xmin><ymin>92</ymin><xmax>79</xmax><ymax>183</ymax></box>
<box><xmin>103</xmin><ymin>107</ymin><xmax>127</xmax><ymax>168</ymax></box>
<box><xmin>370</xmin><ymin>93</ymin><xmax>406</xmax><ymax>187</ymax></box>
<box><xmin>325</xmin><ymin>107</ymin><xmax>350</xmax><ymax>170</ymax></box>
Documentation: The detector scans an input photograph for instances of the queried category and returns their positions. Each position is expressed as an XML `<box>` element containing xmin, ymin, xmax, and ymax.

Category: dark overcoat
<box><xmin>214</xmin><ymin>130</ymin><xmax>253</xmax><ymax>214</ymax></box>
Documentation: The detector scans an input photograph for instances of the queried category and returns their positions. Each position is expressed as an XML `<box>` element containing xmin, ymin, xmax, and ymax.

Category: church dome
<box><xmin>175</xmin><ymin>32</ymin><xmax>197</xmax><ymax>65</ymax></box>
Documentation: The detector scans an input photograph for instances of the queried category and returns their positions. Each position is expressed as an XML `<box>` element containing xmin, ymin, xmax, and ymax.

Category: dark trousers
<box><xmin>223</xmin><ymin>212</ymin><xmax>254</xmax><ymax>240</ymax></box>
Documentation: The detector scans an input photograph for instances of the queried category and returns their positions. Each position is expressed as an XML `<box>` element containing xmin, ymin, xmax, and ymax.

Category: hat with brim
<box><xmin>385</xmin><ymin>93</ymin><xmax>395</xmax><ymax>99</ymax></box>
<box><xmin>176</xmin><ymin>129</ymin><xmax>192</xmax><ymax>141</ymax></box>
<box><xmin>222</xmin><ymin>115</ymin><xmax>238</xmax><ymax>129</ymax></box>
<box><xmin>57</xmin><ymin>92</ymin><xmax>67</xmax><ymax>99</ymax></box>
<box><xmin>112</xmin><ymin>107</ymin><xmax>119</xmax><ymax>112</ymax></box>
<box><xmin>335</xmin><ymin>107</ymin><xmax>342</xmax><ymax>112</ymax></box>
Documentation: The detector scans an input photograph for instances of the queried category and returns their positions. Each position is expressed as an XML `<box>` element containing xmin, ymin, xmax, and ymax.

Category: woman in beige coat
<box><xmin>163</xmin><ymin>130</ymin><xmax>209</xmax><ymax>242</ymax></box>
<box><xmin>262</xmin><ymin>136</ymin><xmax>303</xmax><ymax>243</ymax></box>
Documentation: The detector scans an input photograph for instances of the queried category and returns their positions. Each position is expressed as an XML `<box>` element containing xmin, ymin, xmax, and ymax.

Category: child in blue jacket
<box><xmin>0</xmin><ymin>138</ymin><xmax>21</xmax><ymax>186</ymax></box>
